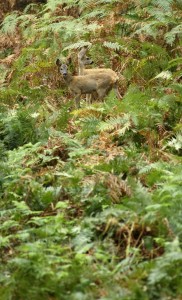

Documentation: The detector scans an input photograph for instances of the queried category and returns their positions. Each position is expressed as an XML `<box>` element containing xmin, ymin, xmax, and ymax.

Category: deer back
<box><xmin>78</xmin><ymin>48</ymin><xmax>118</xmax><ymax>83</ymax></box>
<box><xmin>83</xmin><ymin>68</ymin><xmax>119</xmax><ymax>83</ymax></box>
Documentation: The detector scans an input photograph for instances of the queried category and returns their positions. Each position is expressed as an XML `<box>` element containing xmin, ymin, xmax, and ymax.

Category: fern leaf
<box><xmin>63</xmin><ymin>41</ymin><xmax>92</xmax><ymax>52</ymax></box>
<box><xmin>117</xmin><ymin>120</ymin><xmax>132</xmax><ymax>136</ymax></box>
<box><xmin>82</xmin><ymin>8</ymin><xmax>107</xmax><ymax>19</ymax></box>
<box><xmin>103</xmin><ymin>41</ymin><xmax>121</xmax><ymax>51</ymax></box>
<box><xmin>155</xmin><ymin>71</ymin><xmax>172</xmax><ymax>80</ymax></box>
<box><xmin>134</xmin><ymin>21</ymin><xmax>158</xmax><ymax>39</ymax></box>
<box><xmin>0</xmin><ymin>13</ymin><xmax>18</xmax><ymax>34</ymax></box>
<box><xmin>168</xmin><ymin>57</ymin><xmax>182</xmax><ymax>69</ymax></box>
<box><xmin>152</xmin><ymin>0</ymin><xmax>173</xmax><ymax>12</ymax></box>
<box><xmin>167</xmin><ymin>134</ymin><xmax>182</xmax><ymax>152</ymax></box>
<box><xmin>98</xmin><ymin>115</ymin><xmax>131</xmax><ymax>134</ymax></box>
<box><xmin>44</xmin><ymin>0</ymin><xmax>64</xmax><ymax>12</ymax></box>
<box><xmin>165</xmin><ymin>25</ymin><xmax>182</xmax><ymax>45</ymax></box>
<box><xmin>98</xmin><ymin>116</ymin><xmax>123</xmax><ymax>133</ymax></box>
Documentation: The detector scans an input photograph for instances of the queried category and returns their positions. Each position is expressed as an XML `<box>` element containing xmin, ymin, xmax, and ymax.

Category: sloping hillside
<box><xmin>0</xmin><ymin>1</ymin><xmax>182</xmax><ymax>299</ymax></box>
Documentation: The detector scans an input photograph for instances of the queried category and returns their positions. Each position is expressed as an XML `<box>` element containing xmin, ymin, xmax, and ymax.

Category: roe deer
<box><xmin>78</xmin><ymin>46</ymin><xmax>122</xmax><ymax>99</ymax></box>
<box><xmin>56</xmin><ymin>58</ymin><xmax>113</xmax><ymax>108</ymax></box>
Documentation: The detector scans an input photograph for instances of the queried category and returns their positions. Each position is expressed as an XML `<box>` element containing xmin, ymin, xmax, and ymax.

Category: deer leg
<box><xmin>75</xmin><ymin>94</ymin><xmax>81</xmax><ymax>108</ymax></box>
<box><xmin>114</xmin><ymin>83</ymin><xmax>122</xmax><ymax>99</ymax></box>
<box><xmin>97</xmin><ymin>88</ymin><xmax>107</xmax><ymax>100</ymax></box>
<box><xmin>86</xmin><ymin>94</ymin><xmax>92</xmax><ymax>105</ymax></box>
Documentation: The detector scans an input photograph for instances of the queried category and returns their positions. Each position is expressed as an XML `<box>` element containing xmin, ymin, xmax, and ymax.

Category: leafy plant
<box><xmin>0</xmin><ymin>0</ymin><xmax>182</xmax><ymax>299</ymax></box>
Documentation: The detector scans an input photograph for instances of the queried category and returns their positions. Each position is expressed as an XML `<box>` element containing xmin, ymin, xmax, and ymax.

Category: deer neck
<box><xmin>78</xmin><ymin>60</ymin><xmax>85</xmax><ymax>75</ymax></box>
<box><xmin>63</xmin><ymin>73</ymin><xmax>73</xmax><ymax>85</ymax></box>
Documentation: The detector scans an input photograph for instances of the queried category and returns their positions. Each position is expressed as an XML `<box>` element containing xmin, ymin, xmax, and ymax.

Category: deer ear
<box><xmin>83</xmin><ymin>45</ymin><xmax>89</xmax><ymax>51</ymax></box>
<box><xmin>66</xmin><ymin>56</ymin><xmax>72</xmax><ymax>65</ymax></box>
<box><xmin>78</xmin><ymin>46</ymin><xmax>88</xmax><ymax>58</ymax></box>
<box><xmin>56</xmin><ymin>59</ymin><xmax>61</xmax><ymax>66</ymax></box>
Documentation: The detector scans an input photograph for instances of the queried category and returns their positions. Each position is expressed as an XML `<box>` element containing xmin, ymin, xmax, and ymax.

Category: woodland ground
<box><xmin>0</xmin><ymin>1</ymin><xmax>182</xmax><ymax>299</ymax></box>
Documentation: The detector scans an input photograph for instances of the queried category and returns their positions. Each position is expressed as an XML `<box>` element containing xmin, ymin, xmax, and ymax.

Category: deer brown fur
<box><xmin>78</xmin><ymin>46</ymin><xmax>122</xmax><ymax>99</ymax></box>
<box><xmin>56</xmin><ymin>58</ymin><xmax>113</xmax><ymax>108</ymax></box>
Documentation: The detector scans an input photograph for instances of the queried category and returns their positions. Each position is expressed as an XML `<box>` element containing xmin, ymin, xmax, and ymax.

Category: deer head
<box><xmin>77</xmin><ymin>47</ymin><xmax>94</xmax><ymax>75</ymax></box>
<box><xmin>56</xmin><ymin>58</ymin><xmax>72</xmax><ymax>76</ymax></box>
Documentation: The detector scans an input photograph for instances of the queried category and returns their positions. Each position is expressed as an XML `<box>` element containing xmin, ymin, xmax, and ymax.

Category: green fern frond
<box><xmin>71</xmin><ymin>105</ymin><xmax>104</xmax><ymax>118</ymax></box>
<box><xmin>103</xmin><ymin>41</ymin><xmax>121</xmax><ymax>51</ymax></box>
<box><xmin>167</xmin><ymin>133</ymin><xmax>182</xmax><ymax>152</ymax></box>
<box><xmin>44</xmin><ymin>0</ymin><xmax>64</xmax><ymax>12</ymax></box>
<box><xmin>134</xmin><ymin>21</ymin><xmax>158</xmax><ymax>39</ymax></box>
<box><xmin>50</xmin><ymin>130</ymin><xmax>82</xmax><ymax>149</ymax></box>
<box><xmin>98</xmin><ymin>114</ymin><xmax>131</xmax><ymax>133</ymax></box>
<box><xmin>96</xmin><ymin>0</ymin><xmax>121</xmax><ymax>4</ymax></box>
<box><xmin>42</xmin><ymin>19</ymin><xmax>101</xmax><ymax>40</ymax></box>
<box><xmin>154</xmin><ymin>71</ymin><xmax>172</xmax><ymax>80</ymax></box>
<box><xmin>103</xmin><ymin>41</ymin><xmax>130</xmax><ymax>54</ymax></box>
<box><xmin>148</xmin><ymin>7</ymin><xmax>172</xmax><ymax>20</ymax></box>
<box><xmin>1</xmin><ymin>109</ymin><xmax>40</xmax><ymax>150</ymax></box>
<box><xmin>170</xmin><ymin>83</ymin><xmax>182</xmax><ymax>95</ymax></box>
<box><xmin>152</xmin><ymin>0</ymin><xmax>173</xmax><ymax>12</ymax></box>
<box><xmin>165</xmin><ymin>25</ymin><xmax>182</xmax><ymax>45</ymax></box>
<box><xmin>139</xmin><ymin>162</ymin><xmax>171</xmax><ymax>175</ymax></box>
<box><xmin>168</xmin><ymin>57</ymin><xmax>182</xmax><ymax>69</ymax></box>
<box><xmin>117</xmin><ymin>120</ymin><xmax>132</xmax><ymax>136</ymax></box>
<box><xmin>98</xmin><ymin>116</ymin><xmax>123</xmax><ymax>133</ymax></box>
<box><xmin>82</xmin><ymin>8</ymin><xmax>107</xmax><ymax>19</ymax></box>
<box><xmin>18</xmin><ymin>14</ymin><xmax>37</xmax><ymax>34</ymax></box>
<box><xmin>76</xmin><ymin>116</ymin><xmax>100</xmax><ymax>139</ymax></box>
<box><xmin>63</xmin><ymin>41</ymin><xmax>92</xmax><ymax>52</ymax></box>
<box><xmin>0</xmin><ymin>13</ymin><xmax>19</xmax><ymax>34</ymax></box>
<box><xmin>79</xmin><ymin>0</ymin><xmax>100</xmax><ymax>9</ymax></box>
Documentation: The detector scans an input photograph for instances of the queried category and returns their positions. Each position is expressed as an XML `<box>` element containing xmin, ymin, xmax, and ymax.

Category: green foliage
<box><xmin>63</xmin><ymin>41</ymin><xmax>92</xmax><ymax>52</ymax></box>
<box><xmin>0</xmin><ymin>0</ymin><xmax>182</xmax><ymax>299</ymax></box>
<box><xmin>165</xmin><ymin>24</ymin><xmax>182</xmax><ymax>45</ymax></box>
<box><xmin>0</xmin><ymin>109</ymin><xmax>41</xmax><ymax>150</ymax></box>
<box><xmin>148</xmin><ymin>239</ymin><xmax>182</xmax><ymax>298</ymax></box>
<box><xmin>0</xmin><ymin>13</ymin><xmax>19</xmax><ymax>34</ymax></box>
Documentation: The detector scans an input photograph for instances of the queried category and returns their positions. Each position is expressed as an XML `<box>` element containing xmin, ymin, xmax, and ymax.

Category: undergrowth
<box><xmin>0</xmin><ymin>0</ymin><xmax>182</xmax><ymax>299</ymax></box>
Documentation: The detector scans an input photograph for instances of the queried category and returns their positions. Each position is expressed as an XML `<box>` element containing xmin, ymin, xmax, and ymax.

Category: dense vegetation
<box><xmin>0</xmin><ymin>0</ymin><xmax>182</xmax><ymax>299</ymax></box>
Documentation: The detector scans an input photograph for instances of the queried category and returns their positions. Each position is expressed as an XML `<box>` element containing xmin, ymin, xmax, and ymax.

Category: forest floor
<box><xmin>0</xmin><ymin>1</ymin><xmax>182</xmax><ymax>299</ymax></box>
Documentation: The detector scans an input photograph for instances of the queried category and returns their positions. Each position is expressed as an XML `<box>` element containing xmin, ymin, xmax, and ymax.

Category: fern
<box><xmin>103</xmin><ymin>41</ymin><xmax>131</xmax><ymax>55</ymax></box>
<box><xmin>18</xmin><ymin>14</ymin><xmax>37</xmax><ymax>38</ymax></box>
<box><xmin>79</xmin><ymin>0</ymin><xmax>100</xmax><ymax>9</ymax></box>
<box><xmin>154</xmin><ymin>70</ymin><xmax>172</xmax><ymax>80</ymax></box>
<box><xmin>75</xmin><ymin>116</ymin><xmax>101</xmax><ymax>139</ymax></box>
<box><xmin>40</xmin><ymin>19</ymin><xmax>101</xmax><ymax>40</ymax></box>
<box><xmin>1</xmin><ymin>109</ymin><xmax>39</xmax><ymax>150</ymax></box>
<box><xmin>98</xmin><ymin>114</ymin><xmax>132</xmax><ymax>133</ymax></box>
<box><xmin>139</xmin><ymin>161</ymin><xmax>172</xmax><ymax>178</ymax></box>
<box><xmin>147</xmin><ymin>7</ymin><xmax>173</xmax><ymax>21</ymax></box>
<box><xmin>151</xmin><ymin>0</ymin><xmax>173</xmax><ymax>12</ymax></box>
<box><xmin>165</xmin><ymin>24</ymin><xmax>182</xmax><ymax>45</ymax></box>
<box><xmin>44</xmin><ymin>0</ymin><xmax>65</xmax><ymax>12</ymax></box>
<box><xmin>168</xmin><ymin>57</ymin><xmax>182</xmax><ymax>69</ymax></box>
<box><xmin>96</xmin><ymin>0</ymin><xmax>121</xmax><ymax>4</ymax></box>
<box><xmin>148</xmin><ymin>238</ymin><xmax>182</xmax><ymax>291</ymax></box>
<box><xmin>0</xmin><ymin>13</ymin><xmax>19</xmax><ymax>34</ymax></box>
<box><xmin>63</xmin><ymin>41</ymin><xmax>92</xmax><ymax>52</ymax></box>
<box><xmin>134</xmin><ymin>21</ymin><xmax>158</xmax><ymax>39</ymax></box>
<box><xmin>170</xmin><ymin>83</ymin><xmax>182</xmax><ymax>95</ymax></box>
<box><xmin>167</xmin><ymin>133</ymin><xmax>182</xmax><ymax>153</ymax></box>
<box><xmin>0</xmin><ymin>0</ymin><xmax>182</xmax><ymax>299</ymax></box>
<box><xmin>82</xmin><ymin>8</ymin><xmax>107</xmax><ymax>19</ymax></box>
<box><xmin>103</xmin><ymin>41</ymin><xmax>122</xmax><ymax>51</ymax></box>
